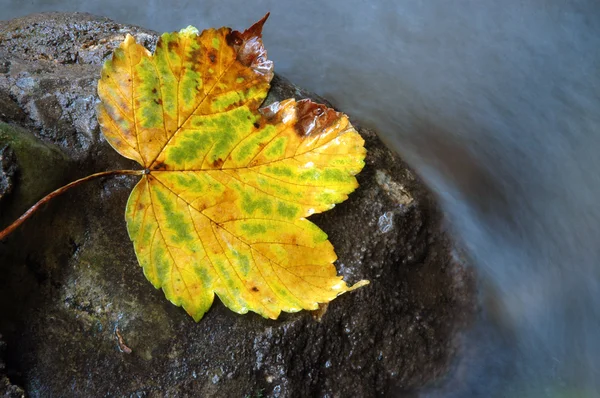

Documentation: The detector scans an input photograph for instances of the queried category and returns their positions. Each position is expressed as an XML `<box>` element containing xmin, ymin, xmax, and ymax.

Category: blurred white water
<box><xmin>3</xmin><ymin>1</ymin><xmax>600</xmax><ymax>396</ymax></box>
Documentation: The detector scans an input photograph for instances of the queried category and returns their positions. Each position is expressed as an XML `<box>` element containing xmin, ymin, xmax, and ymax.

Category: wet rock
<box><xmin>0</xmin><ymin>122</ymin><xmax>71</xmax><ymax>225</ymax></box>
<box><xmin>0</xmin><ymin>144</ymin><xmax>16</xmax><ymax>203</ymax></box>
<box><xmin>0</xmin><ymin>13</ymin><xmax>157</xmax><ymax>160</ymax></box>
<box><xmin>0</xmin><ymin>335</ymin><xmax>25</xmax><ymax>398</ymax></box>
<box><xmin>0</xmin><ymin>12</ymin><xmax>475</xmax><ymax>397</ymax></box>
<box><xmin>0</xmin><ymin>92</ymin><xmax>26</xmax><ymax>124</ymax></box>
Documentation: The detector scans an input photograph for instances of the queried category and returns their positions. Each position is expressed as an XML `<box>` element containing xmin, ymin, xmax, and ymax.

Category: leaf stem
<box><xmin>0</xmin><ymin>169</ymin><xmax>144</xmax><ymax>241</ymax></box>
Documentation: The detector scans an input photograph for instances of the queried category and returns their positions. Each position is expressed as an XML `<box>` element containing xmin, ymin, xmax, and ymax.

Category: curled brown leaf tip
<box><xmin>227</xmin><ymin>13</ymin><xmax>273</xmax><ymax>78</ymax></box>
<box><xmin>294</xmin><ymin>99</ymin><xmax>341</xmax><ymax>137</ymax></box>
<box><xmin>244</xmin><ymin>12</ymin><xmax>270</xmax><ymax>39</ymax></box>
<box><xmin>259</xmin><ymin>99</ymin><xmax>342</xmax><ymax>137</ymax></box>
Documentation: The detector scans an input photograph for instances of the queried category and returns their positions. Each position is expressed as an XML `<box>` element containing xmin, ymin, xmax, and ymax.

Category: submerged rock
<box><xmin>0</xmin><ymin>13</ymin><xmax>475</xmax><ymax>397</ymax></box>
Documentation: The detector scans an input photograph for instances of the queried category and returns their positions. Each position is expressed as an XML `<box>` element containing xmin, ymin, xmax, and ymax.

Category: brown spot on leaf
<box><xmin>253</xmin><ymin>122</ymin><xmax>260</xmax><ymax>129</ymax></box>
<box><xmin>294</xmin><ymin>99</ymin><xmax>340</xmax><ymax>138</ymax></box>
<box><xmin>208</xmin><ymin>52</ymin><xmax>217</xmax><ymax>63</ymax></box>
<box><xmin>251</xmin><ymin>286</ymin><xmax>259</xmax><ymax>292</ymax></box>
<box><xmin>154</xmin><ymin>98</ymin><xmax>163</xmax><ymax>105</ymax></box>
<box><xmin>152</xmin><ymin>162</ymin><xmax>167</xmax><ymax>171</ymax></box>
<box><xmin>167</xmin><ymin>41</ymin><xmax>179</xmax><ymax>52</ymax></box>
<box><xmin>189</xmin><ymin>47</ymin><xmax>203</xmax><ymax>71</ymax></box>
<box><xmin>225</xmin><ymin>31</ymin><xmax>243</xmax><ymax>47</ymax></box>
<box><xmin>152</xmin><ymin>88</ymin><xmax>157</xmax><ymax>94</ymax></box>
<box><xmin>211</xmin><ymin>158</ymin><xmax>224</xmax><ymax>168</ymax></box>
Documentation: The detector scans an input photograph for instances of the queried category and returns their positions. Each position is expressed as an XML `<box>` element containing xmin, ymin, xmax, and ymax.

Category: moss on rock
<box><xmin>0</xmin><ymin>122</ymin><xmax>70</xmax><ymax>227</ymax></box>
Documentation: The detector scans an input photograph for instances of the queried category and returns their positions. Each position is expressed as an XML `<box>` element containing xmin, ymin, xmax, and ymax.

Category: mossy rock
<box><xmin>0</xmin><ymin>121</ymin><xmax>70</xmax><ymax>227</ymax></box>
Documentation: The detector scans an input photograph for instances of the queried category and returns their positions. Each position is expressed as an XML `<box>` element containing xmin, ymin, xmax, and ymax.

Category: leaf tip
<box><xmin>191</xmin><ymin>312</ymin><xmax>205</xmax><ymax>322</ymax></box>
<box><xmin>251</xmin><ymin>12</ymin><xmax>270</xmax><ymax>36</ymax></box>
<box><xmin>123</xmin><ymin>33</ymin><xmax>137</xmax><ymax>46</ymax></box>
<box><xmin>226</xmin><ymin>14</ymin><xmax>274</xmax><ymax>79</ymax></box>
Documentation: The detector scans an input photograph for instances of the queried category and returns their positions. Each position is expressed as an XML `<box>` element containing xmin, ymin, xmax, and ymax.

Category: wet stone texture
<box><xmin>0</xmin><ymin>13</ymin><xmax>475</xmax><ymax>398</ymax></box>
<box><xmin>0</xmin><ymin>144</ymin><xmax>16</xmax><ymax>202</ymax></box>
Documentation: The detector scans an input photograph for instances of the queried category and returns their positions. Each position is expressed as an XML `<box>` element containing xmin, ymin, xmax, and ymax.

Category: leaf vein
<box><xmin>126</xmin><ymin>45</ymin><xmax>143</xmax><ymax>164</ymax></box>
<box><xmin>148</xmin><ymin>40</ymin><xmax>240</xmax><ymax>167</ymax></box>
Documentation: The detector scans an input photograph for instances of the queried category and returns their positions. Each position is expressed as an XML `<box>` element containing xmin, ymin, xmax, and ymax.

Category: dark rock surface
<box><xmin>0</xmin><ymin>335</ymin><xmax>25</xmax><ymax>398</ymax></box>
<box><xmin>0</xmin><ymin>122</ymin><xmax>70</xmax><ymax>223</ymax></box>
<box><xmin>0</xmin><ymin>13</ymin><xmax>475</xmax><ymax>397</ymax></box>
<box><xmin>0</xmin><ymin>144</ymin><xmax>16</xmax><ymax>202</ymax></box>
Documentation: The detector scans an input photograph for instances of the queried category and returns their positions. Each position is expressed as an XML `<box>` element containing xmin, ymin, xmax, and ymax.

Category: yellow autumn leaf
<box><xmin>97</xmin><ymin>15</ymin><xmax>368</xmax><ymax>321</ymax></box>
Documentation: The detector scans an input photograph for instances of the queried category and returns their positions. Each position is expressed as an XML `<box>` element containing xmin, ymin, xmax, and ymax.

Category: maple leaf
<box><xmin>96</xmin><ymin>15</ymin><xmax>368</xmax><ymax>321</ymax></box>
